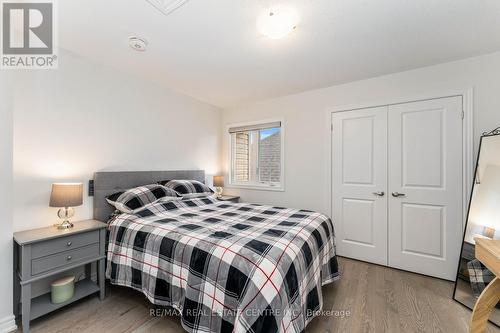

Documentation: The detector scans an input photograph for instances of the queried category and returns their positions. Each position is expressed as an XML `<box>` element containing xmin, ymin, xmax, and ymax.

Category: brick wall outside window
<box><xmin>234</xmin><ymin>132</ymin><xmax>249</xmax><ymax>182</ymax></box>
<box><xmin>259</xmin><ymin>132</ymin><xmax>281</xmax><ymax>183</ymax></box>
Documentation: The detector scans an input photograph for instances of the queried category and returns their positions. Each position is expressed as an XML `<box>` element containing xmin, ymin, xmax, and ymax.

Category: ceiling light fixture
<box><xmin>257</xmin><ymin>7</ymin><xmax>299</xmax><ymax>39</ymax></box>
<box><xmin>129</xmin><ymin>37</ymin><xmax>148</xmax><ymax>51</ymax></box>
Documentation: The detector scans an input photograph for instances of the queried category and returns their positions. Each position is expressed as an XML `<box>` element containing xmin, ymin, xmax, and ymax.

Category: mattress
<box><xmin>106</xmin><ymin>197</ymin><xmax>339</xmax><ymax>333</ymax></box>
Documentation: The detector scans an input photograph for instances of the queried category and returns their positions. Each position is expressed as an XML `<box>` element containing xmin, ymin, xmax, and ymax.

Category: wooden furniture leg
<box><xmin>98</xmin><ymin>228</ymin><xmax>106</xmax><ymax>301</ymax></box>
<box><xmin>470</xmin><ymin>277</ymin><xmax>500</xmax><ymax>333</ymax></box>
<box><xmin>98</xmin><ymin>258</ymin><xmax>105</xmax><ymax>300</ymax></box>
<box><xmin>13</xmin><ymin>245</ymin><xmax>20</xmax><ymax>318</ymax></box>
<box><xmin>21</xmin><ymin>283</ymin><xmax>31</xmax><ymax>333</ymax></box>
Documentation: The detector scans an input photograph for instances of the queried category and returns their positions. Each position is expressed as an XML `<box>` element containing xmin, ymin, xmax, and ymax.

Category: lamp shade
<box><xmin>49</xmin><ymin>183</ymin><xmax>83</xmax><ymax>208</ymax></box>
<box><xmin>213</xmin><ymin>176</ymin><xmax>224</xmax><ymax>187</ymax></box>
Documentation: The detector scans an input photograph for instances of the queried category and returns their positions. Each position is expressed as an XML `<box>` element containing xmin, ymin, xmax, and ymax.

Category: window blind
<box><xmin>228</xmin><ymin>121</ymin><xmax>281</xmax><ymax>134</ymax></box>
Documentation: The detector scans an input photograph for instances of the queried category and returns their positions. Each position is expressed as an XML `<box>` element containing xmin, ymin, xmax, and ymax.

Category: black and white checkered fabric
<box><xmin>468</xmin><ymin>259</ymin><xmax>495</xmax><ymax>297</ymax></box>
<box><xmin>160</xmin><ymin>179</ymin><xmax>214</xmax><ymax>196</ymax></box>
<box><xmin>106</xmin><ymin>184</ymin><xmax>180</xmax><ymax>214</ymax></box>
<box><xmin>106</xmin><ymin>197</ymin><xmax>339</xmax><ymax>333</ymax></box>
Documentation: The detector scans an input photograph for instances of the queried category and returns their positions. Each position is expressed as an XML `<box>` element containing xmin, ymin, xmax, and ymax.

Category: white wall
<box><xmin>10</xmin><ymin>50</ymin><xmax>222</xmax><ymax>301</ymax></box>
<box><xmin>222</xmin><ymin>52</ymin><xmax>500</xmax><ymax>214</ymax></box>
<box><xmin>13</xmin><ymin>50</ymin><xmax>222</xmax><ymax>232</ymax></box>
<box><xmin>0</xmin><ymin>74</ymin><xmax>16</xmax><ymax>331</ymax></box>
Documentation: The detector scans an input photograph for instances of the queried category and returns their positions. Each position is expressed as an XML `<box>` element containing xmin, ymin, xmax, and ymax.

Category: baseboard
<box><xmin>0</xmin><ymin>315</ymin><xmax>17</xmax><ymax>333</ymax></box>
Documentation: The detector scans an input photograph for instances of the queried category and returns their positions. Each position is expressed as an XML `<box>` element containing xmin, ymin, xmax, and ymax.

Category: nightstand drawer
<box><xmin>31</xmin><ymin>230</ymin><xmax>99</xmax><ymax>259</ymax></box>
<box><xmin>31</xmin><ymin>244</ymin><xmax>99</xmax><ymax>275</ymax></box>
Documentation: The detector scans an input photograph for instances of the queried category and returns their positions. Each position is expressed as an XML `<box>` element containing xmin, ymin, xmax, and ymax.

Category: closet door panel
<box><xmin>388</xmin><ymin>96</ymin><xmax>463</xmax><ymax>280</ymax></box>
<box><xmin>401</xmin><ymin>108</ymin><xmax>444</xmax><ymax>188</ymax></box>
<box><xmin>332</xmin><ymin>107</ymin><xmax>388</xmax><ymax>265</ymax></box>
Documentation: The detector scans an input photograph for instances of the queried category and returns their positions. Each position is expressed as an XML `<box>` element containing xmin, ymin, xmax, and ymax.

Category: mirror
<box><xmin>453</xmin><ymin>127</ymin><xmax>500</xmax><ymax>326</ymax></box>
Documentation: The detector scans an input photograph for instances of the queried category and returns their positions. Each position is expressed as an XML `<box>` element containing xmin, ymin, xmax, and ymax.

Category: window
<box><xmin>229</xmin><ymin>121</ymin><xmax>283</xmax><ymax>189</ymax></box>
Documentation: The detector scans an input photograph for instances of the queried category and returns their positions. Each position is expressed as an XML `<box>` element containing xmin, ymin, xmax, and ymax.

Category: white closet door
<box><xmin>332</xmin><ymin>107</ymin><xmax>388</xmax><ymax>265</ymax></box>
<box><xmin>387</xmin><ymin>96</ymin><xmax>463</xmax><ymax>280</ymax></box>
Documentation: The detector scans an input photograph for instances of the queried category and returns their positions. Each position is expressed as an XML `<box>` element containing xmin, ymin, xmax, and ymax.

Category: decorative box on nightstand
<box><xmin>217</xmin><ymin>195</ymin><xmax>240</xmax><ymax>203</ymax></box>
<box><xmin>13</xmin><ymin>220</ymin><xmax>107</xmax><ymax>333</ymax></box>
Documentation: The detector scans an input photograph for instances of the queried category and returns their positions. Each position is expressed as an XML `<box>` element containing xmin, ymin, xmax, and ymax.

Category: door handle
<box><xmin>392</xmin><ymin>192</ymin><xmax>406</xmax><ymax>198</ymax></box>
<box><xmin>372</xmin><ymin>191</ymin><xmax>385</xmax><ymax>197</ymax></box>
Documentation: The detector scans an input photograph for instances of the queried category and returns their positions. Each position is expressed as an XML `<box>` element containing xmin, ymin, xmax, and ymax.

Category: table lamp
<box><xmin>213</xmin><ymin>176</ymin><xmax>224</xmax><ymax>198</ymax></box>
<box><xmin>49</xmin><ymin>183</ymin><xmax>83</xmax><ymax>229</ymax></box>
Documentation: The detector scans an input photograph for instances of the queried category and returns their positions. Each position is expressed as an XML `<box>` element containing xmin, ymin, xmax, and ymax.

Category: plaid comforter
<box><xmin>106</xmin><ymin>197</ymin><xmax>339</xmax><ymax>333</ymax></box>
<box><xmin>467</xmin><ymin>259</ymin><xmax>495</xmax><ymax>297</ymax></box>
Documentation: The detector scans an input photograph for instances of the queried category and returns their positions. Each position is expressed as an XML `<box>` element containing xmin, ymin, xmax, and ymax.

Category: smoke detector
<box><xmin>129</xmin><ymin>37</ymin><xmax>148</xmax><ymax>52</ymax></box>
<box><xmin>145</xmin><ymin>0</ymin><xmax>189</xmax><ymax>16</ymax></box>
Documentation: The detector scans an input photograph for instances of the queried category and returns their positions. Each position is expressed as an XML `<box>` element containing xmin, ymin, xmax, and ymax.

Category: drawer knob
<box><xmin>66</xmin><ymin>241</ymin><xmax>72</xmax><ymax>246</ymax></box>
<box><xmin>66</xmin><ymin>255</ymin><xmax>72</xmax><ymax>261</ymax></box>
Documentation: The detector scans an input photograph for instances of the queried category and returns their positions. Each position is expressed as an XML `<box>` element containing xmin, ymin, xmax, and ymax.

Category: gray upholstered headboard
<box><xmin>93</xmin><ymin>170</ymin><xmax>205</xmax><ymax>222</ymax></box>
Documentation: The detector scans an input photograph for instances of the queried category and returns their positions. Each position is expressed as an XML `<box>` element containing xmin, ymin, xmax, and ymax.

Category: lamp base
<box><xmin>214</xmin><ymin>187</ymin><xmax>223</xmax><ymax>199</ymax></box>
<box><xmin>54</xmin><ymin>207</ymin><xmax>75</xmax><ymax>229</ymax></box>
<box><xmin>56</xmin><ymin>220</ymin><xmax>74</xmax><ymax>229</ymax></box>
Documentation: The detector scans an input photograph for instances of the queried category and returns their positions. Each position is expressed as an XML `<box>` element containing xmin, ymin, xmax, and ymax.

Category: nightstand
<box><xmin>217</xmin><ymin>195</ymin><xmax>240</xmax><ymax>203</ymax></box>
<box><xmin>13</xmin><ymin>220</ymin><xmax>107</xmax><ymax>333</ymax></box>
<box><xmin>458</xmin><ymin>241</ymin><xmax>476</xmax><ymax>281</ymax></box>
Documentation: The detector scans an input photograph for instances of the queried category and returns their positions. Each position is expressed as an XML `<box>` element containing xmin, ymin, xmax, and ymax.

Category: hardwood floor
<box><xmin>17</xmin><ymin>257</ymin><xmax>500</xmax><ymax>333</ymax></box>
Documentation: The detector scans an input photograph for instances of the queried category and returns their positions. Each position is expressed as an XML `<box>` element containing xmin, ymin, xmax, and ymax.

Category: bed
<box><xmin>93</xmin><ymin>170</ymin><xmax>339</xmax><ymax>333</ymax></box>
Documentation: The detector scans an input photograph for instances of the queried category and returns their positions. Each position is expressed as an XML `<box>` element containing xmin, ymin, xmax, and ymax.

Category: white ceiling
<box><xmin>59</xmin><ymin>0</ymin><xmax>500</xmax><ymax>108</ymax></box>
